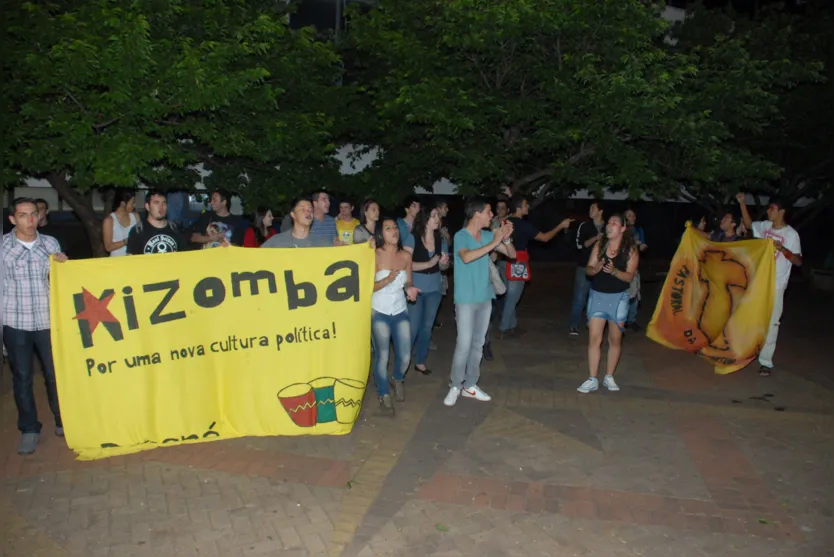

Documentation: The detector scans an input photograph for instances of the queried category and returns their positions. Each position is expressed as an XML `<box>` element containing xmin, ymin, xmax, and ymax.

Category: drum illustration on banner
<box><xmin>278</xmin><ymin>377</ymin><xmax>365</xmax><ymax>427</ymax></box>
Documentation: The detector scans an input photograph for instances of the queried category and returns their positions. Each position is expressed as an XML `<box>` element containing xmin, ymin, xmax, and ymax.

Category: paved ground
<box><xmin>2</xmin><ymin>266</ymin><xmax>833</xmax><ymax>557</ymax></box>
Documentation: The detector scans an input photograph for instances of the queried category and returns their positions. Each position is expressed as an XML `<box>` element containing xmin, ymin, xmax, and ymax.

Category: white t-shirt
<box><xmin>751</xmin><ymin>221</ymin><xmax>801</xmax><ymax>291</ymax></box>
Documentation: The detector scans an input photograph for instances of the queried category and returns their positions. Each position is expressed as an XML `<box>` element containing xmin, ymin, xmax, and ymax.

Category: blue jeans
<box><xmin>3</xmin><ymin>327</ymin><xmax>62</xmax><ymax>434</ymax></box>
<box><xmin>499</xmin><ymin>279</ymin><xmax>526</xmax><ymax>332</ymax></box>
<box><xmin>627</xmin><ymin>296</ymin><xmax>639</xmax><ymax>324</ymax></box>
<box><xmin>569</xmin><ymin>266</ymin><xmax>592</xmax><ymax>329</ymax></box>
<box><xmin>371</xmin><ymin>310</ymin><xmax>411</xmax><ymax>397</ymax></box>
<box><xmin>408</xmin><ymin>290</ymin><xmax>443</xmax><ymax>366</ymax></box>
<box><xmin>485</xmin><ymin>261</ymin><xmax>506</xmax><ymax>344</ymax></box>
<box><xmin>450</xmin><ymin>302</ymin><xmax>492</xmax><ymax>389</ymax></box>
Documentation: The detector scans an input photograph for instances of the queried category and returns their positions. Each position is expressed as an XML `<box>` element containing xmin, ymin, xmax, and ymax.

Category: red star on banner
<box><xmin>73</xmin><ymin>288</ymin><xmax>119</xmax><ymax>333</ymax></box>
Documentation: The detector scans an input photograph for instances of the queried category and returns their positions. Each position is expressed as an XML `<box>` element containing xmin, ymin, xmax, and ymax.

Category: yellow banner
<box><xmin>647</xmin><ymin>225</ymin><xmax>776</xmax><ymax>374</ymax></box>
<box><xmin>50</xmin><ymin>244</ymin><xmax>375</xmax><ymax>460</ymax></box>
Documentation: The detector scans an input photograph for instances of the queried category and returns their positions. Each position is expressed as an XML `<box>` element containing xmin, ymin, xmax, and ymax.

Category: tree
<box><xmin>344</xmin><ymin>0</ymin><xmax>821</xmax><ymax>207</ymax></box>
<box><xmin>743</xmin><ymin>0</ymin><xmax>834</xmax><ymax>228</ymax></box>
<box><xmin>669</xmin><ymin>0</ymin><xmax>831</xmax><ymax>226</ymax></box>
<box><xmin>1</xmin><ymin>0</ymin><xmax>342</xmax><ymax>256</ymax></box>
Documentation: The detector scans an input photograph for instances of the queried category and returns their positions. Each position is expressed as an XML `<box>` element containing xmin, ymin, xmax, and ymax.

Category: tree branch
<box><xmin>754</xmin><ymin>193</ymin><xmax>768</xmax><ymax>220</ymax></box>
<box><xmin>496</xmin><ymin>41</ymin><xmax>516</xmax><ymax>89</ymax></box>
<box><xmin>792</xmin><ymin>189</ymin><xmax>834</xmax><ymax>229</ymax></box>
<box><xmin>568</xmin><ymin>142</ymin><xmax>594</xmax><ymax>164</ymax></box>
<box><xmin>93</xmin><ymin>116</ymin><xmax>123</xmax><ymax>130</ymax></box>
<box><xmin>679</xmin><ymin>189</ymin><xmax>698</xmax><ymax>203</ymax></box>
<box><xmin>65</xmin><ymin>91</ymin><xmax>89</xmax><ymax>116</ymax></box>
<box><xmin>795</xmin><ymin>151</ymin><xmax>834</xmax><ymax>183</ymax></box>
<box><xmin>680</xmin><ymin>186</ymin><xmax>720</xmax><ymax>214</ymax></box>
<box><xmin>467</xmin><ymin>54</ymin><xmax>493</xmax><ymax>90</ymax></box>
<box><xmin>511</xmin><ymin>144</ymin><xmax>595</xmax><ymax>189</ymax></box>
<box><xmin>556</xmin><ymin>36</ymin><xmax>563</xmax><ymax>72</ymax></box>
<box><xmin>512</xmin><ymin>167</ymin><xmax>553</xmax><ymax>190</ymax></box>
<box><xmin>529</xmin><ymin>182</ymin><xmax>553</xmax><ymax>210</ymax></box>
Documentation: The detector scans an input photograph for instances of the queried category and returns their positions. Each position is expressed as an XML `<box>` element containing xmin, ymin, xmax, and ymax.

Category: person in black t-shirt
<box><xmin>34</xmin><ymin>198</ymin><xmax>65</xmax><ymax>252</ymax></box>
<box><xmin>187</xmin><ymin>189</ymin><xmax>246</xmax><ymax>248</ymax></box>
<box><xmin>578</xmin><ymin>213</ymin><xmax>639</xmax><ymax>394</ymax></box>
<box><xmin>568</xmin><ymin>201</ymin><xmax>606</xmax><ymax>335</ymax></box>
<box><xmin>498</xmin><ymin>195</ymin><xmax>572</xmax><ymax>337</ymax></box>
<box><xmin>127</xmin><ymin>190</ymin><xmax>190</xmax><ymax>255</ymax></box>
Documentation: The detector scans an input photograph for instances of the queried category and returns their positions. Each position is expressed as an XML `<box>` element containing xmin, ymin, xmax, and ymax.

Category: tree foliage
<box><xmin>344</xmin><ymin>0</ymin><xmax>822</xmax><ymax>207</ymax></box>
<box><xmin>669</xmin><ymin>0</ymin><xmax>832</xmax><ymax>226</ymax></box>
<box><xmin>2</xmin><ymin>0</ymin><xmax>342</xmax><ymax>254</ymax></box>
<box><xmin>3</xmin><ymin>0</ymin><xmax>831</xmax><ymax>258</ymax></box>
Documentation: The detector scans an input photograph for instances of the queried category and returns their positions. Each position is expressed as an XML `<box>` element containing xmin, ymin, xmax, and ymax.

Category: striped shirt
<box><xmin>310</xmin><ymin>214</ymin><xmax>338</xmax><ymax>243</ymax></box>
<box><xmin>2</xmin><ymin>230</ymin><xmax>61</xmax><ymax>331</ymax></box>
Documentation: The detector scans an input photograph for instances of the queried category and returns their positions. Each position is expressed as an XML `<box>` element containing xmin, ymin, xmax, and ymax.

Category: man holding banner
<box><xmin>3</xmin><ymin>197</ymin><xmax>68</xmax><ymax>455</ymax></box>
<box><xmin>737</xmin><ymin>194</ymin><xmax>803</xmax><ymax>376</ymax></box>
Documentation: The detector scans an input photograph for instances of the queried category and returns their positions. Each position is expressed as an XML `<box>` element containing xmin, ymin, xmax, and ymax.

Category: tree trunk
<box><xmin>46</xmin><ymin>172</ymin><xmax>106</xmax><ymax>258</ymax></box>
<box><xmin>792</xmin><ymin>190</ymin><xmax>834</xmax><ymax>230</ymax></box>
<box><xmin>102</xmin><ymin>187</ymin><xmax>116</xmax><ymax>216</ymax></box>
<box><xmin>529</xmin><ymin>182</ymin><xmax>552</xmax><ymax>210</ymax></box>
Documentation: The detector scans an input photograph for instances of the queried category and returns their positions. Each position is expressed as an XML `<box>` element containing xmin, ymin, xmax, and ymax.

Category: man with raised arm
<box><xmin>499</xmin><ymin>195</ymin><xmax>573</xmax><ymax>337</ymax></box>
<box><xmin>736</xmin><ymin>193</ymin><xmax>802</xmax><ymax>377</ymax></box>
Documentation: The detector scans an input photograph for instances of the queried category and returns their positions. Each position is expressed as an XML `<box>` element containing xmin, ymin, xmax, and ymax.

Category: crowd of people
<box><xmin>2</xmin><ymin>188</ymin><xmax>802</xmax><ymax>451</ymax></box>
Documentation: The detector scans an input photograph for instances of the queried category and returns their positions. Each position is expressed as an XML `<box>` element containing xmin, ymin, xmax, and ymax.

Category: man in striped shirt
<box><xmin>3</xmin><ymin>197</ymin><xmax>68</xmax><ymax>455</ymax></box>
<box><xmin>310</xmin><ymin>190</ymin><xmax>340</xmax><ymax>245</ymax></box>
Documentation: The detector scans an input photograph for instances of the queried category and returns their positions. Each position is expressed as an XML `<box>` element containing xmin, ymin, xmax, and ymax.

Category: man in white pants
<box><xmin>737</xmin><ymin>193</ymin><xmax>803</xmax><ymax>376</ymax></box>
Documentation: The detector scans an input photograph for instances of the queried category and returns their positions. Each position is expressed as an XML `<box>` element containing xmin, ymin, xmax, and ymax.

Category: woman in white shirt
<box><xmin>102</xmin><ymin>191</ymin><xmax>138</xmax><ymax>256</ymax></box>
<box><xmin>372</xmin><ymin>218</ymin><xmax>419</xmax><ymax>415</ymax></box>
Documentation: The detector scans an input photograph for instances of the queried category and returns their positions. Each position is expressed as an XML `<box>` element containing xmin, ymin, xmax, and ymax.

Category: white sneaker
<box><xmin>444</xmin><ymin>386</ymin><xmax>461</xmax><ymax>407</ymax></box>
<box><xmin>603</xmin><ymin>375</ymin><xmax>620</xmax><ymax>391</ymax></box>
<box><xmin>577</xmin><ymin>377</ymin><xmax>599</xmax><ymax>394</ymax></box>
<box><xmin>461</xmin><ymin>385</ymin><xmax>491</xmax><ymax>402</ymax></box>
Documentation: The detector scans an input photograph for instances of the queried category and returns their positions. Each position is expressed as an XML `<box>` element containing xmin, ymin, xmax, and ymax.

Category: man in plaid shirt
<box><xmin>3</xmin><ymin>197</ymin><xmax>68</xmax><ymax>455</ymax></box>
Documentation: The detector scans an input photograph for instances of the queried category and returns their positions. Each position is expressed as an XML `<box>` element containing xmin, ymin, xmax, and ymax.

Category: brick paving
<box><xmin>2</xmin><ymin>266</ymin><xmax>833</xmax><ymax>557</ymax></box>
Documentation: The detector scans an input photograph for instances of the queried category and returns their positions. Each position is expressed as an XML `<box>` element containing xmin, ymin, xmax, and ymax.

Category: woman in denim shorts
<box><xmin>577</xmin><ymin>213</ymin><xmax>639</xmax><ymax>394</ymax></box>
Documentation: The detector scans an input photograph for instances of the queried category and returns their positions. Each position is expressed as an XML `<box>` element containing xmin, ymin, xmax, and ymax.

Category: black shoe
<box><xmin>568</xmin><ymin>327</ymin><xmax>579</xmax><ymax>336</ymax></box>
<box><xmin>483</xmin><ymin>343</ymin><xmax>494</xmax><ymax>361</ymax></box>
<box><xmin>414</xmin><ymin>365</ymin><xmax>432</xmax><ymax>376</ymax></box>
<box><xmin>758</xmin><ymin>366</ymin><xmax>772</xmax><ymax>377</ymax></box>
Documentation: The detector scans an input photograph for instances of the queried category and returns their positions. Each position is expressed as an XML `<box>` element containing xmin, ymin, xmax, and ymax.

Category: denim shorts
<box><xmin>587</xmin><ymin>289</ymin><xmax>629</xmax><ymax>326</ymax></box>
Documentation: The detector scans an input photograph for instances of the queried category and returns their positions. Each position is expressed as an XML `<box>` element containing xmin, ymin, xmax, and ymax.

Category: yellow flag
<box><xmin>647</xmin><ymin>225</ymin><xmax>776</xmax><ymax>374</ymax></box>
<box><xmin>50</xmin><ymin>244</ymin><xmax>375</xmax><ymax>460</ymax></box>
